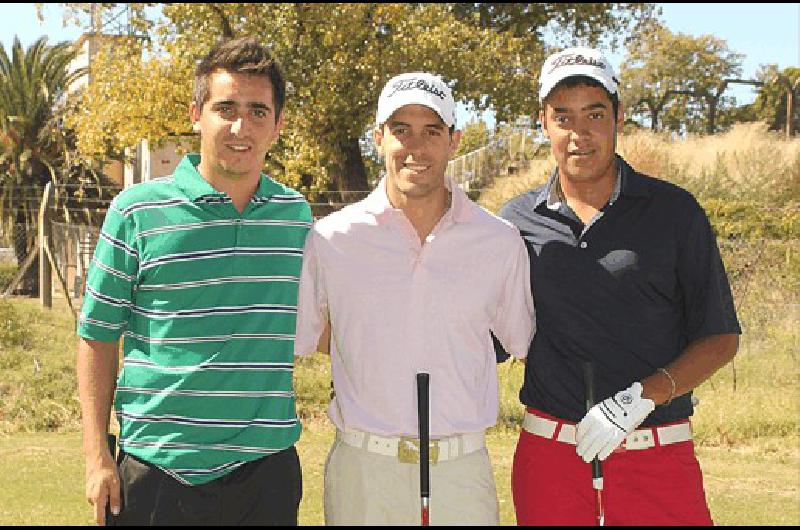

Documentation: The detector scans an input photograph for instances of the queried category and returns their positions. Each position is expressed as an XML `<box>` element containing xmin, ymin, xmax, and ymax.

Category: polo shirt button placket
<box><xmin>234</xmin><ymin>218</ymin><xmax>243</xmax><ymax>245</ymax></box>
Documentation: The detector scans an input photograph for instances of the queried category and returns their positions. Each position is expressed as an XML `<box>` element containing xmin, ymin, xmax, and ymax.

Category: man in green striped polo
<box><xmin>77</xmin><ymin>37</ymin><xmax>311</xmax><ymax>525</ymax></box>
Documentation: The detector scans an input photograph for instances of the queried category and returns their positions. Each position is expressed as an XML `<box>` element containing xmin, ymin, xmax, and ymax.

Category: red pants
<box><xmin>512</xmin><ymin>408</ymin><xmax>713</xmax><ymax>526</ymax></box>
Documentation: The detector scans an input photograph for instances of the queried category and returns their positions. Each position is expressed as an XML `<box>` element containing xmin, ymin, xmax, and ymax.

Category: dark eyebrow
<box><xmin>387</xmin><ymin>120</ymin><xmax>445</xmax><ymax>129</ymax></box>
<box><xmin>553</xmin><ymin>102</ymin><xmax>608</xmax><ymax>113</ymax></box>
<box><xmin>211</xmin><ymin>100</ymin><xmax>271</xmax><ymax>111</ymax></box>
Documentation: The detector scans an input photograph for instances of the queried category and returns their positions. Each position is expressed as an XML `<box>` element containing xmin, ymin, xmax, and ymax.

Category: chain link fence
<box><xmin>446</xmin><ymin>132</ymin><xmax>549</xmax><ymax>191</ymax></box>
<box><xmin>48</xmin><ymin>220</ymin><xmax>102</xmax><ymax>300</ymax></box>
<box><xmin>0</xmin><ymin>220</ymin><xmax>37</xmax><ymax>294</ymax></box>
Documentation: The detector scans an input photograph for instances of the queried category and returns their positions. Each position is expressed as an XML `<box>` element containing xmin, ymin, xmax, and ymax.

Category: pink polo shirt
<box><xmin>294</xmin><ymin>178</ymin><xmax>535</xmax><ymax>437</ymax></box>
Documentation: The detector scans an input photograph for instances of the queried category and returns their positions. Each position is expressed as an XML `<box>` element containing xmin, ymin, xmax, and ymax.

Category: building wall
<box><xmin>150</xmin><ymin>141</ymin><xmax>194</xmax><ymax>179</ymax></box>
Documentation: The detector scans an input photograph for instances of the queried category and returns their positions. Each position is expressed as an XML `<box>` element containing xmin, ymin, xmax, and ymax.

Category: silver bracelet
<box><xmin>658</xmin><ymin>367</ymin><xmax>677</xmax><ymax>406</ymax></box>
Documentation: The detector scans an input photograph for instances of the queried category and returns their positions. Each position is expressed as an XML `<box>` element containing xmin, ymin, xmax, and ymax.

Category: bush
<box><xmin>0</xmin><ymin>298</ymin><xmax>79</xmax><ymax>434</ymax></box>
<box><xmin>0</xmin><ymin>298</ymin><xmax>30</xmax><ymax>349</ymax></box>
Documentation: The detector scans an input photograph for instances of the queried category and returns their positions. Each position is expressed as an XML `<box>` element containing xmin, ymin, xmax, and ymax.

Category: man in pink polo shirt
<box><xmin>294</xmin><ymin>72</ymin><xmax>535</xmax><ymax>525</ymax></box>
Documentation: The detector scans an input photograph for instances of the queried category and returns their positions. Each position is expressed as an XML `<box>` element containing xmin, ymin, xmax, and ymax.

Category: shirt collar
<box><xmin>617</xmin><ymin>155</ymin><xmax>652</xmax><ymax>198</ymax></box>
<box><xmin>175</xmin><ymin>153</ymin><xmax>284</xmax><ymax>202</ymax></box>
<box><xmin>538</xmin><ymin>154</ymin><xmax>648</xmax><ymax>210</ymax></box>
<box><xmin>363</xmin><ymin>176</ymin><xmax>473</xmax><ymax>223</ymax></box>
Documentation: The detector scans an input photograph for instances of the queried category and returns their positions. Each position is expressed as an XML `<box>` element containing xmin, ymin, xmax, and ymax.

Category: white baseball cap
<box><xmin>376</xmin><ymin>72</ymin><xmax>456</xmax><ymax>128</ymax></box>
<box><xmin>538</xmin><ymin>47</ymin><xmax>619</xmax><ymax>102</ymax></box>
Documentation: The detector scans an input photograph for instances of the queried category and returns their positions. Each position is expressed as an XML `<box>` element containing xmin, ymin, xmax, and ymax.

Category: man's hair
<box><xmin>193</xmin><ymin>36</ymin><xmax>286</xmax><ymax>122</ymax></box>
<box><xmin>543</xmin><ymin>75</ymin><xmax>620</xmax><ymax>119</ymax></box>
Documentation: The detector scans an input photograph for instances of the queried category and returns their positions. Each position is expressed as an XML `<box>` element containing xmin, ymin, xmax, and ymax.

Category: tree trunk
<box><xmin>650</xmin><ymin>104</ymin><xmax>659</xmax><ymax>131</ymax></box>
<box><xmin>333</xmin><ymin>136</ymin><xmax>369</xmax><ymax>203</ymax></box>
<box><xmin>706</xmin><ymin>95</ymin><xmax>718</xmax><ymax>135</ymax></box>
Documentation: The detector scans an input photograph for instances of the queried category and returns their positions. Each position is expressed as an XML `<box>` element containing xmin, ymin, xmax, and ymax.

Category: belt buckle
<box><xmin>398</xmin><ymin>437</ymin><xmax>439</xmax><ymax>464</ymax></box>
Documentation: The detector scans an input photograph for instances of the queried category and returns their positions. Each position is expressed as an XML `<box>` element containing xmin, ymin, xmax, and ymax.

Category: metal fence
<box><xmin>48</xmin><ymin>220</ymin><xmax>101</xmax><ymax>299</ymax></box>
<box><xmin>446</xmin><ymin>131</ymin><xmax>548</xmax><ymax>191</ymax></box>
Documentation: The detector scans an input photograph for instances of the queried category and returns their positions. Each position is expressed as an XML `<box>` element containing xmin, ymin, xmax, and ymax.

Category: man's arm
<box><xmin>491</xmin><ymin>235</ymin><xmax>536</xmax><ymax>361</ymax></box>
<box><xmin>641</xmin><ymin>333</ymin><xmax>739</xmax><ymax>405</ymax></box>
<box><xmin>316</xmin><ymin>321</ymin><xmax>331</xmax><ymax>355</ymax></box>
<box><xmin>576</xmin><ymin>333</ymin><xmax>739</xmax><ymax>462</ymax></box>
<box><xmin>77</xmin><ymin>337</ymin><xmax>121</xmax><ymax>526</ymax></box>
<box><xmin>295</xmin><ymin>229</ymin><xmax>331</xmax><ymax>357</ymax></box>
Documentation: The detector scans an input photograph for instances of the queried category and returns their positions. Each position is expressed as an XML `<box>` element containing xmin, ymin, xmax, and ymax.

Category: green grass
<box><xmin>0</xmin><ymin>432</ymin><xmax>90</xmax><ymax>525</ymax></box>
<box><xmin>1</xmin><ymin>424</ymin><xmax>796</xmax><ymax>525</ymax></box>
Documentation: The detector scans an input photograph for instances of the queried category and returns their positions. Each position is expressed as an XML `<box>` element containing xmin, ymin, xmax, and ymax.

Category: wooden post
<box><xmin>38</xmin><ymin>182</ymin><xmax>53</xmax><ymax>308</ymax></box>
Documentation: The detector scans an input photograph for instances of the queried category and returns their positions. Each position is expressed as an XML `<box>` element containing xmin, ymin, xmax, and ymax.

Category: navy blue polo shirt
<box><xmin>499</xmin><ymin>155</ymin><xmax>741</xmax><ymax>426</ymax></box>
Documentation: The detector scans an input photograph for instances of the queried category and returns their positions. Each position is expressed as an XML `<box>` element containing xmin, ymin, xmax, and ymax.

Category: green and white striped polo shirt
<box><xmin>78</xmin><ymin>154</ymin><xmax>311</xmax><ymax>486</ymax></box>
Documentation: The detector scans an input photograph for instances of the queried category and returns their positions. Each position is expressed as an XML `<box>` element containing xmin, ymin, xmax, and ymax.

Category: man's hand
<box><xmin>576</xmin><ymin>382</ymin><xmax>655</xmax><ymax>462</ymax></box>
<box><xmin>85</xmin><ymin>450</ymin><xmax>121</xmax><ymax>525</ymax></box>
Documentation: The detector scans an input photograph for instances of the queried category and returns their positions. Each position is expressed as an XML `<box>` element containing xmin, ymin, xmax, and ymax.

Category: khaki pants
<box><xmin>323</xmin><ymin>436</ymin><xmax>499</xmax><ymax>526</ymax></box>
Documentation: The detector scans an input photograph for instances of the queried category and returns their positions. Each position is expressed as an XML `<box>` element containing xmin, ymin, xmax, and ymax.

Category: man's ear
<box><xmin>448</xmin><ymin>129</ymin><xmax>462</xmax><ymax>159</ymax></box>
<box><xmin>372</xmin><ymin>126</ymin><xmax>384</xmax><ymax>157</ymax></box>
<box><xmin>190</xmin><ymin>101</ymin><xmax>201</xmax><ymax>133</ymax></box>
<box><xmin>539</xmin><ymin>109</ymin><xmax>548</xmax><ymax>137</ymax></box>
<box><xmin>271</xmin><ymin>111</ymin><xmax>286</xmax><ymax>143</ymax></box>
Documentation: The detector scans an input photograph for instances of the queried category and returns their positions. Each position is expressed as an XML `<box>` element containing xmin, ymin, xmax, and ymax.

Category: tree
<box><xmin>751</xmin><ymin>65</ymin><xmax>800</xmax><ymax>137</ymax></box>
<box><xmin>451</xmin><ymin>3</ymin><xmax>657</xmax><ymax>49</ymax></box>
<box><xmin>62</xmin><ymin>3</ymin><xmax>653</xmax><ymax>201</ymax></box>
<box><xmin>621</xmin><ymin>25</ymin><xmax>744</xmax><ymax>133</ymax></box>
<box><xmin>456</xmin><ymin>119</ymin><xmax>491</xmax><ymax>157</ymax></box>
<box><xmin>0</xmin><ymin>36</ymin><xmax>87</xmax><ymax>292</ymax></box>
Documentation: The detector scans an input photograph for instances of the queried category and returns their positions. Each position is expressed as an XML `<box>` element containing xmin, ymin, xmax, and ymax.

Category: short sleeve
<box><xmin>294</xmin><ymin>228</ymin><xmax>329</xmax><ymax>356</ymax></box>
<box><xmin>678</xmin><ymin>203</ymin><xmax>741</xmax><ymax>342</ymax></box>
<box><xmin>77</xmin><ymin>202</ymin><xmax>138</xmax><ymax>342</ymax></box>
<box><xmin>491</xmin><ymin>235</ymin><xmax>536</xmax><ymax>359</ymax></box>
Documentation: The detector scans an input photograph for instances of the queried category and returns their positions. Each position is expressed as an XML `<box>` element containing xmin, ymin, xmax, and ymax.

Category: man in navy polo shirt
<box><xmin>499</xmin><ymin>47</ymin><xmax>741</xmax><ymax>525</ymax></box>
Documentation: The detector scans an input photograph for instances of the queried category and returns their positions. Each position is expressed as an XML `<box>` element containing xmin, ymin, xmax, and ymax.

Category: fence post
<box><xmin>38</xmin><ymin>182</ymin><xmax>53</xmax><ymax>308</ymax></box>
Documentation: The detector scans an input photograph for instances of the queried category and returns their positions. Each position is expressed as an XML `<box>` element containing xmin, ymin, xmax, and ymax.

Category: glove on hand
<box><xmin>576</xmin><ymin>381</ymin><xmax>655</xmax><ymax>462</ymax></box>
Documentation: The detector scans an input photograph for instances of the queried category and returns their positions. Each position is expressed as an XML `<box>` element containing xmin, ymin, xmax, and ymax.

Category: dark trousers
<box><xmin>109</xmin><ymin>447</ymin><xmax>302</xmax><ymax>526</ymax></box>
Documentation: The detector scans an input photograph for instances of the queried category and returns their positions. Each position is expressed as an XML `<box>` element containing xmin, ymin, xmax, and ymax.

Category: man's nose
<box><xmin>403</xmin><ymin>133</ymin><xmax>427</xmax><ymax>155</ymax></box>
<box><xmin>230</xmin><ymin>117</ymin><xmax>243</xmax><ymax>136</ymax></box>
<box><xmin>569</xmin><ymin>126</ymin><xmax>591</xmax><ymax>141</ymax></box>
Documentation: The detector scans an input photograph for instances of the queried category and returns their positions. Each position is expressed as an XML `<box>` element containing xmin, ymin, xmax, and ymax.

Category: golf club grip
<box><xmin>583</xmin><ymin>362</ymin><xmax>595</xmax><ymax>410</ymax></box>
<box><xmin>582</xmin><ymin>363</ymin><xmax>603</xmax><ymax>481</ymax></box>
<box><xmin>416</xmin><ymin>372</ymin><xmax>430</xmax><ymax>498</ymax></box>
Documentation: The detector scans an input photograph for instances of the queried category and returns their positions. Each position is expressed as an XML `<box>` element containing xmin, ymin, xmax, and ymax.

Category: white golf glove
<box><xmin>576</xmin><ymin>381</ymin><xmax>655</xmax><ymax>462</ymax></box>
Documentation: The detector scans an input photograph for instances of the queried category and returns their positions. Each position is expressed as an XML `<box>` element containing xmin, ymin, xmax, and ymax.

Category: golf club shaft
<box><xmin>417</xmin><ymin>373</ymin><xmax>430</xmax><ymax>526</ymax></box>
<box><xmin>583</xmin><ymin>363</ymin><xmax>605</xmax><ymax>526</ymax></box>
